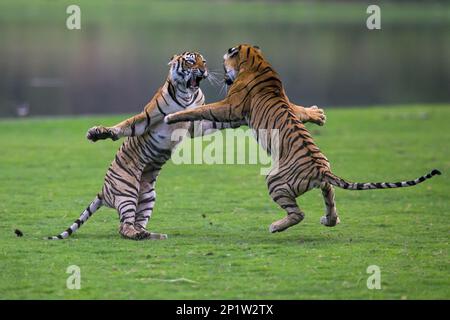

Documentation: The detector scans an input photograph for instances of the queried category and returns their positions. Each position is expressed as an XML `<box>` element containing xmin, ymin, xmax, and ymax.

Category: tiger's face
<box><xmin>168</xmin><ymin>52</ymin><xmax>208</xmax><ymax>91</ymax></box>
<box><xmin>223</xmin><ymin>44</ymin><xmax>262</xmax><ymax>85</ymax></box>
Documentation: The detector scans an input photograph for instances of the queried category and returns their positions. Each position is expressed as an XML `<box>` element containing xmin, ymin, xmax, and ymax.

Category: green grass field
<box><xmin>0</xmin><ymin>105</ymin><xmax>448</xmax><ymax>299</ymax></box>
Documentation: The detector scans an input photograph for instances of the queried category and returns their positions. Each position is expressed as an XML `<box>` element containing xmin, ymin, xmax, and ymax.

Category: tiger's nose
<box><xmin>196</xmin><ymin>68</ymin><xmax>207</xmax><ymax>78</ymax></box>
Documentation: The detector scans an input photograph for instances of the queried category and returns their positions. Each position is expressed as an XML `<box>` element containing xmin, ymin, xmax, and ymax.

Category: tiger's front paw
<box><xmin>86</xmin><ymin>126</ymin><xmax>119</xmax><ymax>142</ymax></box>
<box><xmin>307</xmin><ymin>105</ymin><xmax>326</xmax><ymax>126</ymax></box>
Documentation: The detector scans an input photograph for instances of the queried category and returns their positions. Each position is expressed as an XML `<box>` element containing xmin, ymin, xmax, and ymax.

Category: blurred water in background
<box><xmin>0</xmin><ymin>0</ymin><xmax>449</xmax><ymax>117</ymax></box>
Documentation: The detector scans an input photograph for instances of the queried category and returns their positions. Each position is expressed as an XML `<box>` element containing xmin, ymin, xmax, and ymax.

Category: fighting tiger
<box><xmin>47</xmin><ymin>51</ymin><xmax>326</xmax><ymax>240</ymax></box>
<box><xmin>165</xmin><ymin>44</ymin><xmax>441</xmax><ymax>233</ymax></box>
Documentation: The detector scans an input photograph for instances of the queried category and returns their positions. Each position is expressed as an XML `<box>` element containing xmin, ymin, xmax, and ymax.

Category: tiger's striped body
<box><xmin>48</xmin><ymin>52</ymin><xmax>243</xmax><ymax>240</ymax></box>
<box><xmin>48</xmin><ymin>51</ymin><xmax>325</xmax><ymax>240</ymax></box>
<box><xmin>165</xmin><ymin>45</ymin><xmax>441</xmax><ymax>233</ymax></box>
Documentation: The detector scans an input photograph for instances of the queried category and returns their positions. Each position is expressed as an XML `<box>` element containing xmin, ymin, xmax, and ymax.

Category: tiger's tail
<box><xmin>46</xmin><ymin>194</ymin><xmax>103</xmax><ymax>240</ymax></box>
<box><xmin>324</xmin><ymin>169</ymin><xmax>441</xmax><ymax>190</ymax></box>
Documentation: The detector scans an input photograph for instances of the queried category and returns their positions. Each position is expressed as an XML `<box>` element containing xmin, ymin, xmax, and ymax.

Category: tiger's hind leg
<box><xmin>106</xmin><ymin>184</ymin><xmax>142</xmax><ymax>240</ymax></box>
<box><xmin>134</xmin><ymin>167</ymin><xmax>167</xmax><ymax>240</ymax></box>
<box><xmin>119</xmin><ymin>222</ymin><xmax>141</xmax><ymax>240</ymax></box>
<box><xmin>117</xmin><ymin>201</ymin><xmax>141</xmax><ymax>240</ymax></box>
<box><xmin>134</xmin><ymin>169</ymin><xmax>157</xmax><ymax>230</ymax></box>
<box><xmin>319</xmin><ymin>182</ymin><xmax>340</xmax><ymax>227</ymax></box>
<box><xmin>268</xmin><ymin>186</ymin><xmax>305</xmax><ymax>233</ymax></box>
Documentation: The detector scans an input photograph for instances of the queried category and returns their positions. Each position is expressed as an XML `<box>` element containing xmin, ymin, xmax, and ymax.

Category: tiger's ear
<box><xmin>168</xmin><ymin>54</ymin><xmax>179</xmax><ymax>66</ymax></box>
<box><xmin>228</xmin><ymin>47</ymin><xmax>239</xmax><ymax>58</ymax></box>
<box><xmin>253</xmin><ymin>45</ymin><xmax>261</xmax><ymax>53</ymax></box>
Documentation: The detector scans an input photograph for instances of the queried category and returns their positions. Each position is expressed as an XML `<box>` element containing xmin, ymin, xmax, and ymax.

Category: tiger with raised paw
<box><xmin>165</xmin><ymin>44</ymin><xmax>441</xmax><ymax>233</ymax></box>
<box><xmin>47</xmin><ymin>51</ymin><xmax>326</xmax><ymax>240</ymax></box>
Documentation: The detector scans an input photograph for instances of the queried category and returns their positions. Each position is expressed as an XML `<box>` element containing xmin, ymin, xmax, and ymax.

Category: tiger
<box><xmin>165</xmin><ymin>44</ymin><xmax>441</xmax><ymax>233</ymax></box>
<box><xmin>47</xmin><ymin>51</ymin><xmax>327</xmax><ymax>240</ymax></box>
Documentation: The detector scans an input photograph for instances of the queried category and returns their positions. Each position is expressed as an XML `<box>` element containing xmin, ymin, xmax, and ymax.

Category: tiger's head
<box><xmin>168</xmin><ymin>51</ymin><xmax>208</xmax><ymax>91</ymax></box>
<box><xmin>223</xmin><ymin>44</ymin><xmax>263</xmax><ymax>85</ymax></box>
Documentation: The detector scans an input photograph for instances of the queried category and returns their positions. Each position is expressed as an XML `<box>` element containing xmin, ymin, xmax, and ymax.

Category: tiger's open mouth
<box><xmin>187</xmin><ymin>75</ymin><xmax>203</xmax><ymax>89</ymax></box>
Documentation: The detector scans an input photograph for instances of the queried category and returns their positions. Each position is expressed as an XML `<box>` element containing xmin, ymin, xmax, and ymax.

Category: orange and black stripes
<box><xmin>323</xmin><ymin>169</ymin><xmax>442</xmax><ymax>190</ymax></box>
<box><xmin>166</xmin><ymin>44</ymin><xmax>441</xmax><ymax>233</ymax></box>
<box><xmin>47</xmin><ymin>51</ymin><xmax>246</xmax><ymax>240</ymax></box>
